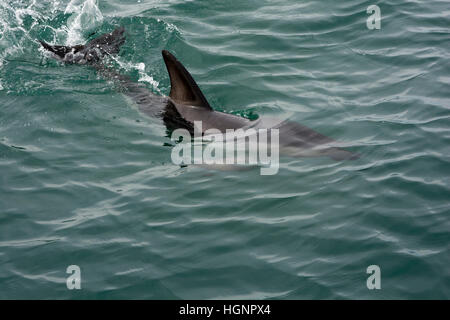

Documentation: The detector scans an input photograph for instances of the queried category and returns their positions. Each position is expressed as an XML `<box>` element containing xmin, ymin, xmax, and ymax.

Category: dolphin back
<box><xmin>38</xmin><ymin>27</ymin><xmax>360</xmax><ymax>163</ymax></box>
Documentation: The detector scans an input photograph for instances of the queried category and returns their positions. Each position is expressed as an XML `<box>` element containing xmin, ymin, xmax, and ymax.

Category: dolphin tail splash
<box><xmin>39</xmin><ymin>27</ymin><xmax>125</xmax><ymax>63</ymax></box>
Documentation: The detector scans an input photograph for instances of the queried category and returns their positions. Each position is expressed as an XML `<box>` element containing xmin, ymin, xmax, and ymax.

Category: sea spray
<box><xmin>64</xmin><ymin>0</ymin><xmax>103</xmax><ymax>45</ymax></box>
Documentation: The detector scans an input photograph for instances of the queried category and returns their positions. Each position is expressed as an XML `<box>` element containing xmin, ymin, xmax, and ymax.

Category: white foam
<box><xmin>64</xmin><ymin>0</ymin><xmax>103</xmax><ymax>45</ymax></box>
<box><xmin>156</xmin><ymin>18</ymin><xmax>180</xmax><ymax>34</ymax></box>
<box><xmin>0</xmin><ymin>0</ymin><xmax>67</xmax><ymax>87</ymax></box>
<box><xmin>109</xmin><ymin>57</ymin><xmax>161</xmax><ymax>94</ymax></box>
<box><xmin>136</xmin><ymin>62</ymin><xmax>160</xmax><ymax>93</ymax></box>
<box><xmin>0</xmin><ymin>0</ymin><xmax>161</xmax><ymax>94</ymax></box>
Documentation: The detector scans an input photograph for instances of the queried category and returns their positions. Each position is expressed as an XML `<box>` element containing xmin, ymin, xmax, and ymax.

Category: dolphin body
<box><xmin>39</xmin><ymin>27</ymin><xmax>359</xmax><ymax>164</ymax></box>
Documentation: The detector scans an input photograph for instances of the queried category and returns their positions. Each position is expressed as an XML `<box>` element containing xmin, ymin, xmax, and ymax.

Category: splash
<box><xmin>0</xmin><ymin>1</ymin><xmax>100</xmax><ymax>89</ymax></box>
<box><xmin>64</xmin><ymin>0</ymin><xmax>103</xmax><ymax>45</ymax></box>
<box><xmin>0</xmin><ymin>0</ymin><xmax>161</xmax><ymax>93</ymax></box>
<box><xmin>0</xmin><ymin>0</ymin><xmax>45</xmax><ymax>90</ymax></box>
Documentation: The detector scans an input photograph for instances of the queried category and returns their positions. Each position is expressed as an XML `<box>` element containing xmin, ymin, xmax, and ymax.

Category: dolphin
<box><xmin>39</xmin><ymin>27</ymin><xmax>359</xmax><ymax>164</ymax></box>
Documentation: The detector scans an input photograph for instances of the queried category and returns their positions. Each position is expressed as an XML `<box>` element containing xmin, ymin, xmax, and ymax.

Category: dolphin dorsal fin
<box><xmin>162</xmin><ymin>50</ymin><xmax>212</xmax><ymax>110</ymax></box>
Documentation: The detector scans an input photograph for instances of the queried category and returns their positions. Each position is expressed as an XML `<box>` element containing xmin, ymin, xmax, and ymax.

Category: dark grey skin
<box><xmin>39</xmin><ymin>27</ymin><xmax>359</xmax><ymax>161</ymax></box>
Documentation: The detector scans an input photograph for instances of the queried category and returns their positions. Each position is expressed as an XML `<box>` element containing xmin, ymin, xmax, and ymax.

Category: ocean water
<box><xmin>0</xmin><ymin>0</ymin><xmax>449</xmax><ymax>299</ymax></box>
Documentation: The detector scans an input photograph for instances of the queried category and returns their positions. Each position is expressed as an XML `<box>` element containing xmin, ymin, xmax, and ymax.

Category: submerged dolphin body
<box><xmin>39</xmin><ymin>27</ymin><xmax>359</xmax><ymax>163</ymax></box>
